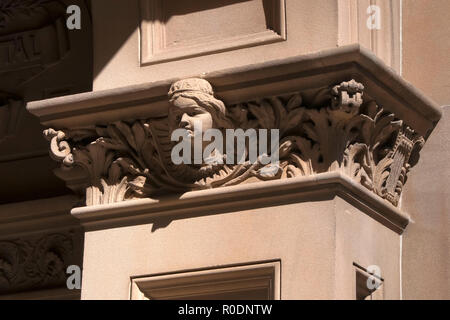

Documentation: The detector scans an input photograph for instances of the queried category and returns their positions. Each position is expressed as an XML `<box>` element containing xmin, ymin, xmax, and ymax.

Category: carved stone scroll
<box><xmin>43</xmin><ymin>78</ymin><xmax>424</xmax><ymax>207</ymax></box>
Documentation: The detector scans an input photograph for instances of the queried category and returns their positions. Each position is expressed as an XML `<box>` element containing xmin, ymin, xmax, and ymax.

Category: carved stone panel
<box><xmin>0</xmin><ymin>0</ymin><xmax>70</xmax><ymax>91</ymax></box>
<box><xmin>0</xmin><ymin>0</ymin><xmax>92</xmax><ymax>204</ymax></box>
<box><xmin>0</xmin><ymin>230</ymin><xmax>82</xmax><ymax>296</ymax></box>
<box><xmin>139</xmin><ymin>0</ymin><xmax>286</xmax><ymax>65</ymax></box>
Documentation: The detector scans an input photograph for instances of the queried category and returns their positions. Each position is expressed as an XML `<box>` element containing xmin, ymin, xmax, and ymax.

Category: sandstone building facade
<box><xmin>0</xmin><ymin>0</ymin><xmax>448</xmax><ymax>300</ymax></box>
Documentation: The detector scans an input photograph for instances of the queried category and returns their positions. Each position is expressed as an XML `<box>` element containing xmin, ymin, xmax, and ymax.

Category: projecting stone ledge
<box><xmin>27</xmin><ymin>45</ymin><xmax>441</xmax><ymax>233</ymax></box>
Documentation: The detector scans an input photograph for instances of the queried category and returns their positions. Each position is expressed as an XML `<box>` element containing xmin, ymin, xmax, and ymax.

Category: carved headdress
<box><xmin>168</xmin><ymin>78</ymin><xmax>233</xmax><ymax>129</ymax></box>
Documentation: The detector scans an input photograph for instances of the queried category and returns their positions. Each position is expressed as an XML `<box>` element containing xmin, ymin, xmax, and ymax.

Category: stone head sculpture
<box><xmin>168</xmin><ymin>78</ymin><xmax>233</xmax><ymax>167</ymax></box>
<box><xmin>168</xmin><ymin>78</ymin><xmax>232</xmax><ymax>134</ymax></box>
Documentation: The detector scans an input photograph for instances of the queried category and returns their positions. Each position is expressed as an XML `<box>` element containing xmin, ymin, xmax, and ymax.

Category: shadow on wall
<box><xmin>0</xmin><ymin>0</ymin><xmax>92</xmax><ymax>203</ymax></box>
<box><xmin>0</xmin><ymin>0</ymin><xmax>92</xmax><ymax>101</ymax></box>
<box><xmin>93</xmin><ymin>0</ymin><xmax>276</xmax><ymax>81</ymax></box>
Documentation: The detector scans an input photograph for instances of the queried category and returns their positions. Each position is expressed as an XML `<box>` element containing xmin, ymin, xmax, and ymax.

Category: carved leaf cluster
<box><xmin>0</xmin><ymin>233</ymin><xmax>74</xmax><ymax>294</ymax></box>
<box><xmin>1</xmin><ymin>0</ymin><xmax>49</xmax><ymax>26</ymax></box>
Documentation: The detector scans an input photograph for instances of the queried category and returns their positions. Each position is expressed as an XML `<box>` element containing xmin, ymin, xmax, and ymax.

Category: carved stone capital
<box><xmin>28</xmin><ymin>46</ymin><xmax>441</xmax><ymax>214</ymax></box>
<box><xmin>42</xmin><ymin>78</ymin><xmax>424</xmax><ymax>208</ymax></box>
<box><xmin>0</xmin><ymin>0</ymin><xmax>70</xmax><ymax>89</ymax></box>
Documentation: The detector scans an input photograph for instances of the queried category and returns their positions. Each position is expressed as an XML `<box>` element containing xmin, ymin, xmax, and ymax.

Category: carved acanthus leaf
<box><xmin>0</xmin><ymin>233</ymin><xmax>75</xmax><ymax>294</ymax></box>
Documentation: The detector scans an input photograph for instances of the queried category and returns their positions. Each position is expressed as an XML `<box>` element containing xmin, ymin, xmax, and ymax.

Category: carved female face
<box><xmin>169</xmin><ymin>96</ymin><xmax>214</xmax><ymax>137</ymax></box>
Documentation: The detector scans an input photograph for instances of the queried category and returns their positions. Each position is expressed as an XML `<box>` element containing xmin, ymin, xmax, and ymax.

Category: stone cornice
<box><xmin>0</xmin><ymin>195</ymin><xmax>81</xmax><ymax>238</ymax></box>
<box><xmin>27</xmin><ymin>44</ymin><xmax>441</xmax><ymax>137</ymax></box>
<box><xmin>71</xmin><ymin>172</ymin><xmax>410</xmax><ymax>234</ymax></box>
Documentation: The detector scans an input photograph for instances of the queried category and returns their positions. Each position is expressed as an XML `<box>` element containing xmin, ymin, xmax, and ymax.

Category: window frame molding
<box><xmin>130</xmin><ymin>261</ymin><xmax>281</xmax><ymax>300</ymax></box>
<box><xmin>139</xmin><ymin>0</ymin><xmax>287</xmax><ymax>66</ymax></box>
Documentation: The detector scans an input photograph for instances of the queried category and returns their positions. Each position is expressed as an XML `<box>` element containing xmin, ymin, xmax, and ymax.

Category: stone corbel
<box><xmin>40</xmin><ymin>78</ymin><xmax>425</xmax><ymax>208</ymax></box>
<box><xmin>27</xmin><ymin>45</ymin><xmax>441</xmax><ymax>232</ymax></box>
